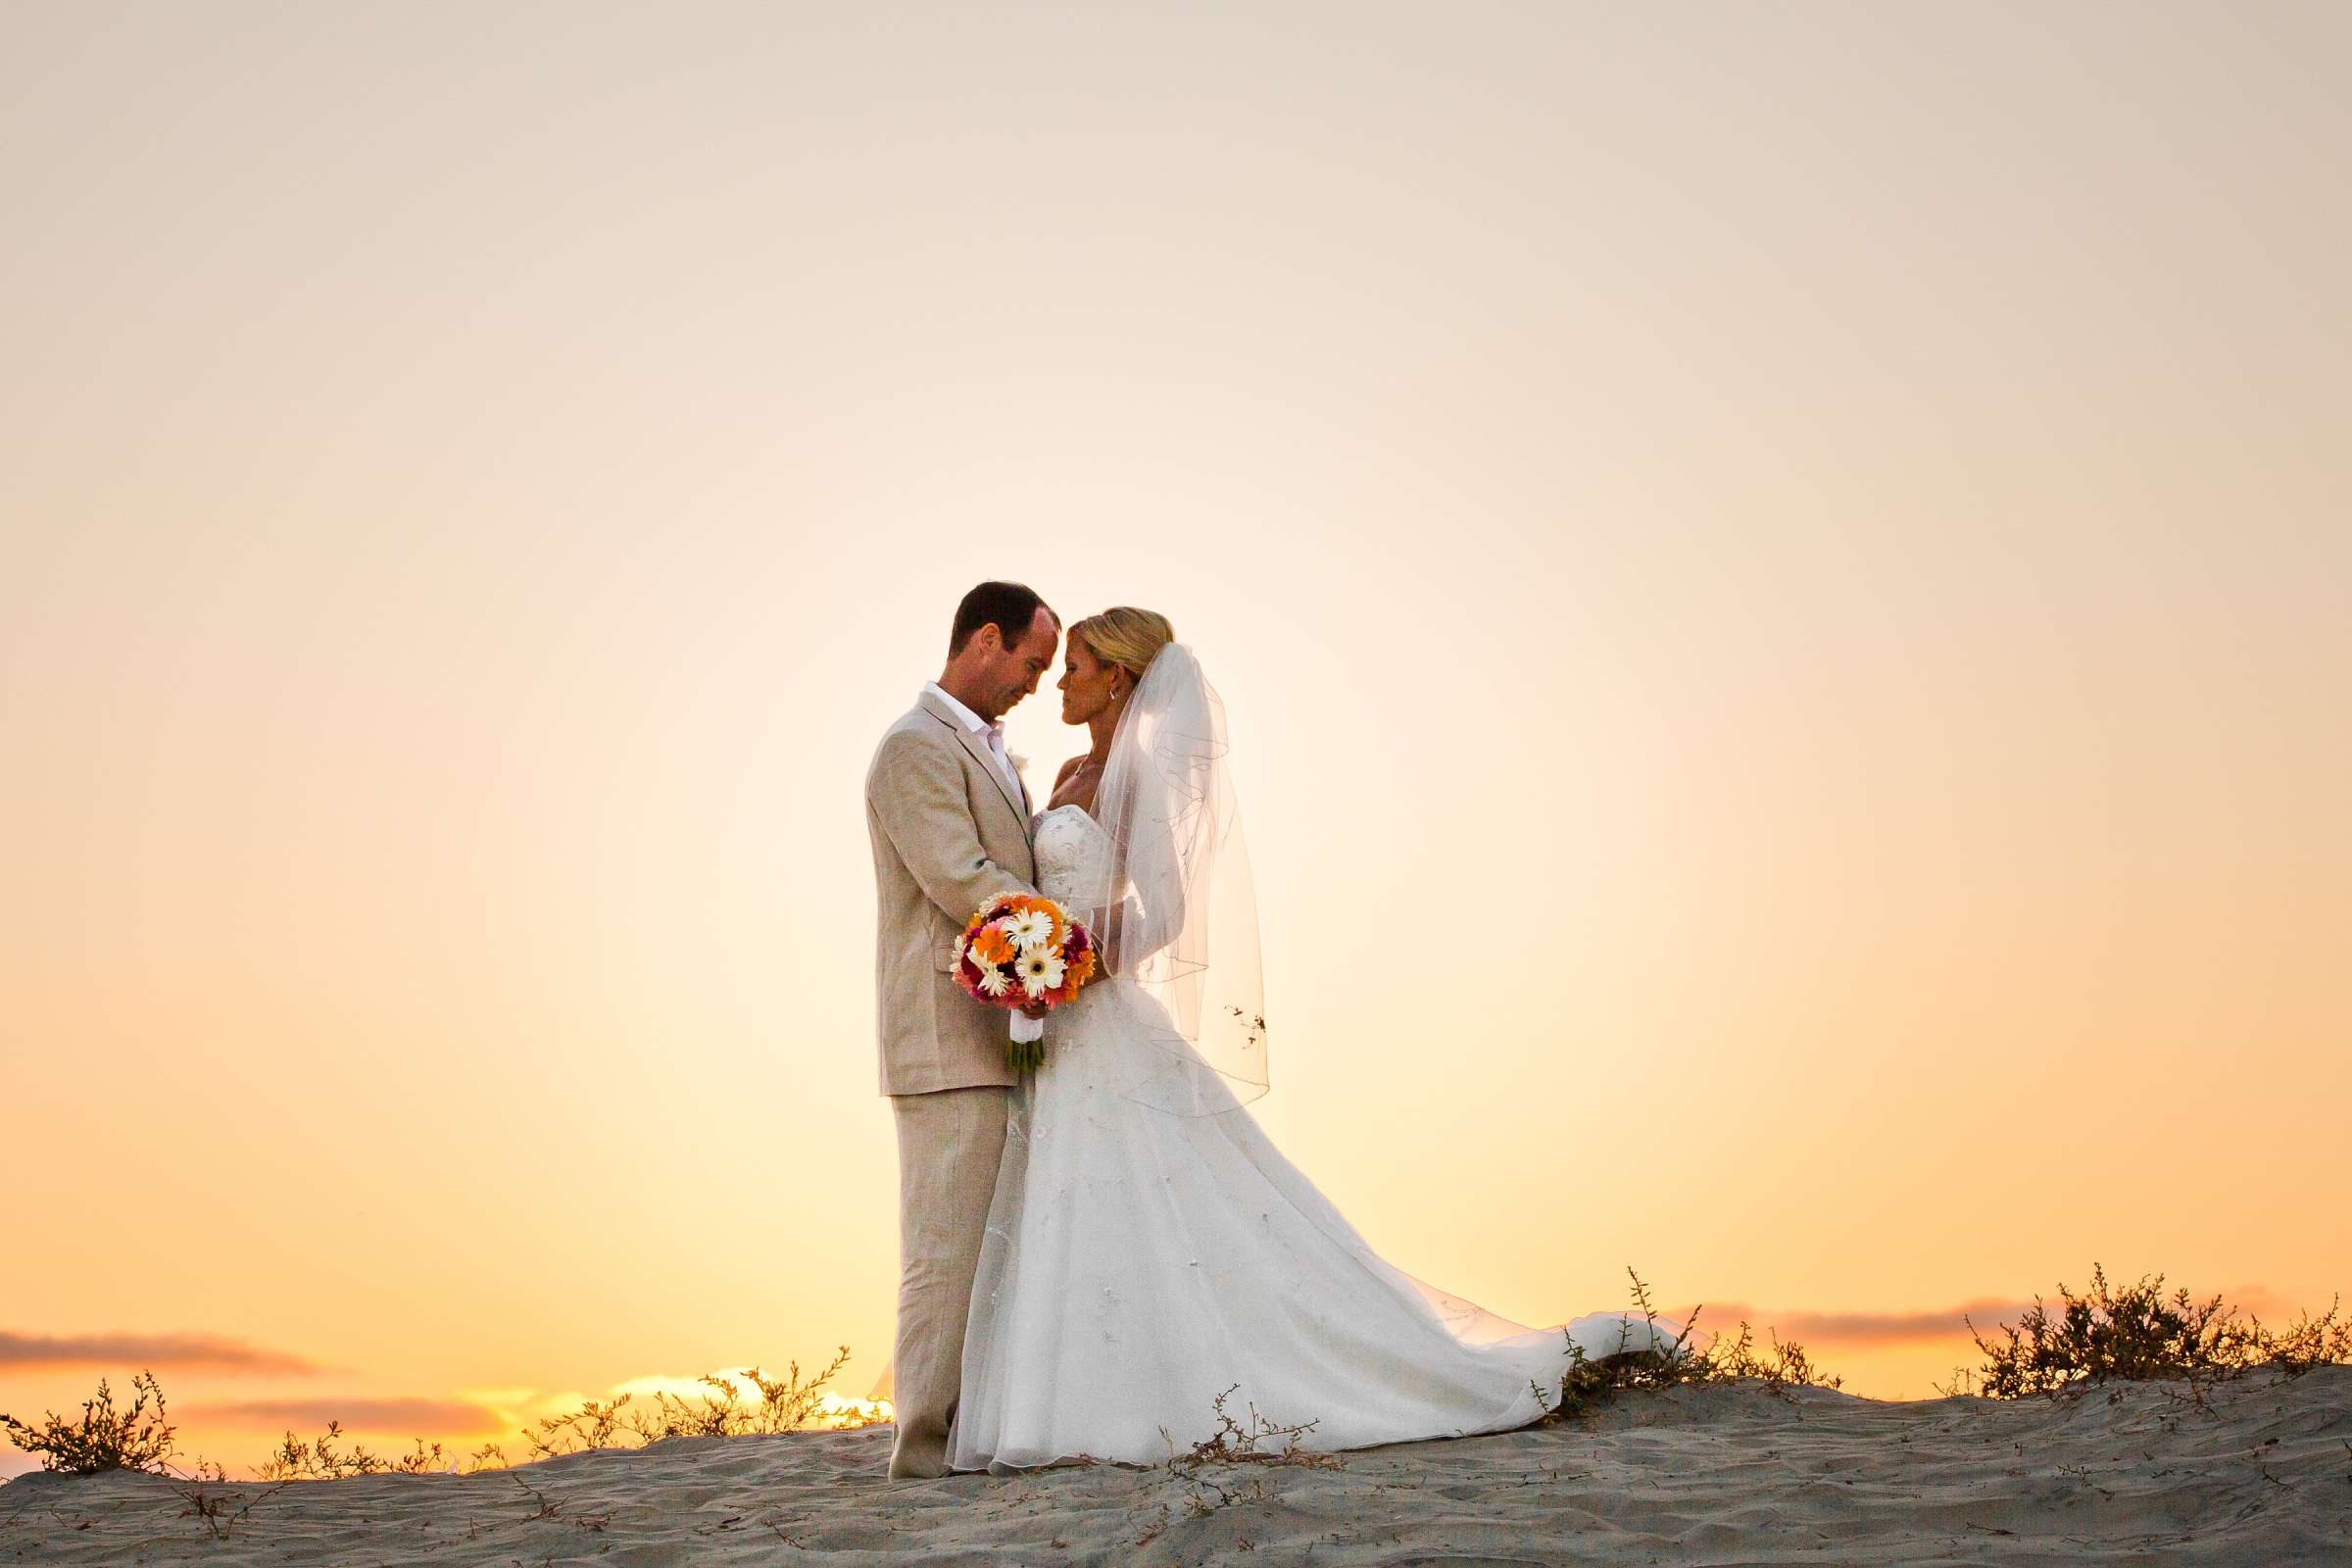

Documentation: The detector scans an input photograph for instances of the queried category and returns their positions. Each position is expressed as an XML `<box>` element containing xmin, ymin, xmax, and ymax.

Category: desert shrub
<box><xmin>253</xmin><ymin>1425</ymin><xmax>449</xmax><ymax>1479</ymax></box>
<box><xmin>560</xmin><ymin>1347</ymin><xmax>858</xmax><ymax>1454</ymax></box>
<box><xmin>253</xmin><ymin>1345</ymin><xmax>859</xmax><ymax>1470</ymax></box>
<box><xmin>2262</xmin><ymin>1293</ymin><xmax>2352</xmax><ymax>1375</ymax></box>
<box><xmin>528</xmin><ymin>1395</ymin><xmax>638</xmax><ymax>1458</ymax></box>
<box><xmin>739</xmin><ymin>1350</ymin><xmax>860</xmax><ymax>1432</ymax></box>
<box><xmin>0</xmin><ymin>1370</ymin><xmax>176</xmax><ymax>1474</ymax></box>
<box><xmin>6</xmin><ymin>1346</ymin><xmax>869</xmax><ymax>1492</ymax></box>
<box><xmin>255</xmin><ymin>1419</ymin><xmax>396</xmax><ymax>1480</ymax></box>
<box><xmin>163</xmin><ymin>1457</ymin><xmax>289</xmax><ymax>1541</ymax></box>
<box><xmin>1140</xmin><ymin>1383</ymin><xmax>1342</xmax><ymax>1536</ymax></box>
<box><xmin>1540</xmin><ymin>1268</ymin><xmax>1841</xmax><ymax>1421</ymax></box>
<box><xmin>1948</xmin><ymin>1263</ymin><xmax>2352</xmax><ymax>1398</ymax></box>
<box><xmin>391</xmin><ymin>1438</ymin><xmax>449</xmax><ymax>1474</ymax></box>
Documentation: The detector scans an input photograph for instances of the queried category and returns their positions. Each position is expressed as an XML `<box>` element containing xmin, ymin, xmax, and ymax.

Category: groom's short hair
<box><xmin>949</xmin><ymin>581</ymin><xmax>1057</xmax><ymax>656</ymax></box>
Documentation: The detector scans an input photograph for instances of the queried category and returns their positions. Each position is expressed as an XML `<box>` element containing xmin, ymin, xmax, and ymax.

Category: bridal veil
<box><xmin>1072</xmin><ymin>641</ymin><xmax>1269</xmax><ymax>1116</ymax></box>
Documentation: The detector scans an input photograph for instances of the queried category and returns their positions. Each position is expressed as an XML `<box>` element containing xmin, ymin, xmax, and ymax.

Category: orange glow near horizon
<box><xmin>5</xmin><ymin>2</ymin><xmax>2349</xmax><ymax>1481</ymax></box>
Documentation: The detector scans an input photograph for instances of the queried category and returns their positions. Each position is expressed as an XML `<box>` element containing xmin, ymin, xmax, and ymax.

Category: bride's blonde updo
<box><xmin>1069</xmin><ymin>606</ymin><xmax>1175</xmax><ymax>683</ymax></box>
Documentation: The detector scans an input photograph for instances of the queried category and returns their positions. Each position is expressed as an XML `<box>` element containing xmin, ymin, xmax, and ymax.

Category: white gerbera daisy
<box><xmin>1017</xmin><ymin>949</ymin><xmax>1066</xmax><ymax>998</ymax></box>
<box><xmin>974</xmin><ymin>964</ymin><xmax>1011</xmax><ymax>999</ymax></box>
<box><xmin>1004</xmin><ymin>909</ymin><xmax>1055</xmax><ymax>951</ymax></box>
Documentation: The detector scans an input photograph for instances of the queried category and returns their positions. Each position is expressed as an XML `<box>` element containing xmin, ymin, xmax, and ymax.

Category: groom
<box><xmin>864</xmin><ymin>580</ymin><xmax>1060</xmax><ymax>1478</ymax></box>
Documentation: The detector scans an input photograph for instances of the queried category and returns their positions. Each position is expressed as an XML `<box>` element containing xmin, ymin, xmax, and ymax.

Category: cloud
<box><xmin>0</xmin><ymin>1330</ymin><xmax>319</xmax><ymax>1375</ymax></box>
<box><xmin>2221</xmin><ymin>1284</ymin><xmax>2300</xmax><ymax>1320</ymax></box>
<box><xmin>1694</xmin><ymin>1298</ymin><xmax>2040</xmax><ymax>1348</ymax></box>
<box><xmin>1663</xmin><ymin>1298</ymin><xmax>2071</xmax><ymax>1348</ymax></box>
<box><xmin>1671</xmin><ymin>1280</ymin><xmax>2311</xmax><ymax>1348</ymax></box>
<box><xmin>609</xmin><ymin>1367</ymin><xmax>767</xmax><ymax>1400</ymax></box>
<box><xmin>182</xmin><ymin>1396</ymin><xmax>501</xmax><ymax>1433</ymax></box>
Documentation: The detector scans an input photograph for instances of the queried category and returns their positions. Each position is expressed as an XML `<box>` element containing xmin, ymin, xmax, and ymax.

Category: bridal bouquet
<box><xmin>952</xmin><ymin>893</ymin><xmax>1098</xmax><ymax>1070</ymax></box>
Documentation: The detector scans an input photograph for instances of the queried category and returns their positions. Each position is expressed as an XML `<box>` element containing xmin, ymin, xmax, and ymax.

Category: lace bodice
<box><xmin>1032</xmin><ymin>804</ymin><xmax>1111</xmax><ymax>909</ymax></box>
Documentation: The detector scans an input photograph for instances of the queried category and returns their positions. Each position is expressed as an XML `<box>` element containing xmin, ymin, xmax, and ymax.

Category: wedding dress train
<box><xmin>947</xmin><ymin>804</ymin><xmax>1675</xmax><ymax>1472</ymax></box>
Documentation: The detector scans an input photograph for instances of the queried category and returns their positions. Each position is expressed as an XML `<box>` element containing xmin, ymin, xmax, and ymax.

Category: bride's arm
<box><xmin>1101</xmin><ymin>788</ymin><xmax>1187</xmax><ymax>976</ymax></box>
<box><xmin>1114</xmin><ymin>876</ymin><xmax>1183</xmax><ymax>973</ymax></box>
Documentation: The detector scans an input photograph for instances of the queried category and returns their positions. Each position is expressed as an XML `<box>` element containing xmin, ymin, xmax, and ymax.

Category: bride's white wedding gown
<box><xmin>948</xmin><ymin>804</ymin><xmax>1676</xmax><ymax>1472</ymax></box>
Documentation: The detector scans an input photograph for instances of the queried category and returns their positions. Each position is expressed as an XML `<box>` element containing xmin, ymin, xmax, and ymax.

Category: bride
<box><xmin>946</xmin><ymin>608</ymin><xmax>1677</xmax><ymax>1472</ymax></box>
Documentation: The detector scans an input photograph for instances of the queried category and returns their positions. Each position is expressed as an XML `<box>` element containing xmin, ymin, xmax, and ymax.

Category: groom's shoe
<box><xmin>887</xmin><ymin>1397</ymin><xmax>955</xmax><ymax>1479</ymax></box>
<box><xmin>886</xmin><ymin>1437</ymin><xmax>950</xmax><ymax>1480</ymax></box>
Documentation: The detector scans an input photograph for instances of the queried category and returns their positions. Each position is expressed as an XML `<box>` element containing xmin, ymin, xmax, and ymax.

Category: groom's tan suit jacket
<box><xmin>864</xmin><ymin>690</ymin><xmax>1038</xmax><ymax>1096</ymax></box>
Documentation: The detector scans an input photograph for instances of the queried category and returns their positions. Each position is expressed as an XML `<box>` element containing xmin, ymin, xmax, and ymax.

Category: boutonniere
<box><xmin>1006</xmin><ymin>752</ymin><xmax>1030</xmax><ymax>775</ymax></box>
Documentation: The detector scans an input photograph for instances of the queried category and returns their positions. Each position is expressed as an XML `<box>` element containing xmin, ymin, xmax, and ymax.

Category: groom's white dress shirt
<box><xmin>923</xmin><ymin>681</ymin><xmax>1023</xmax><ymax>805</ymax></box>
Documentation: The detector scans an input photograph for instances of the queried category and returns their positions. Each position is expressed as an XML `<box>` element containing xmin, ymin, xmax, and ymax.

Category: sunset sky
<box><xmin>4</xmin><ymin>2</ymin><xmax>2347</xmax><ymax>1478</ymax></box>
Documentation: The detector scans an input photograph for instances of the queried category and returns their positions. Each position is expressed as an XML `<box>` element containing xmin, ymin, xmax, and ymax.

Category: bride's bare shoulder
<box><xmin>1048</xmin><ymin>754</ymin><xmax>1101</xmax><ymax>813</ymax></box>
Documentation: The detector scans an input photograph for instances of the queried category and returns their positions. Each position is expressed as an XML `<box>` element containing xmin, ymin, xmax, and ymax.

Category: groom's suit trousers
<box><xmin>888</xmin><ymin>1083</ymin><xmax>1009</xmax><ymax>1478</ymax></box>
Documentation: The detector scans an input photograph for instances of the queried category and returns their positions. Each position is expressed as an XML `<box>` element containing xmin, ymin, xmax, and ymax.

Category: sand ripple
<box><xmin>5</xmin><ymin>1366</ymin><xmax>2347</xmax><ymax>1565</ymax></box>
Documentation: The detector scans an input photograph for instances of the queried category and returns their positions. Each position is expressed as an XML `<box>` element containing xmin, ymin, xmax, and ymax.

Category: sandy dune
<box><xmin>4</xmin><ymin>1366</ymin><xmax>2346</xmax><ymax>1565</ymax></box>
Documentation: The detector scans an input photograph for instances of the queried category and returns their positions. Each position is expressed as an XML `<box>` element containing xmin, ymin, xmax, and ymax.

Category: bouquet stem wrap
<box><xmin>1007</xmin><ymin>1009</ymin><xmax>1046</xmax><ymax>1070</ymax></box>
